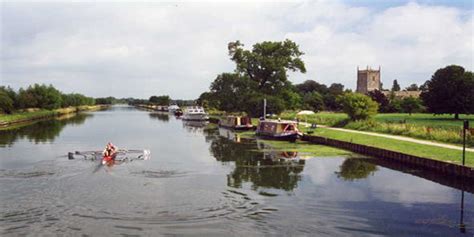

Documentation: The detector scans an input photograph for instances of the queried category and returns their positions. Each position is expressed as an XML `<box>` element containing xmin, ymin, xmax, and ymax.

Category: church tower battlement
<box><xmin>356</xmin><ymin>66</ymin><xmax>381</xmax><ymax>94</ymax></box>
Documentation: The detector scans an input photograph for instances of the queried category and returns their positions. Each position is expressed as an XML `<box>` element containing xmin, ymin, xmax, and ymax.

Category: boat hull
<box><xmin>219</xmin><ymin>124</ymin><xmax>255</xmax><ymax>131</ymax></box>
<box><xmin>255</xmin><ymin>132</ymin><xmax>300</xmax><ymax>142</ymax></box>
<box><xmin>182</xmin><ymin>114</ymin><xmax>209</xmax><ymax>121</ymax></box>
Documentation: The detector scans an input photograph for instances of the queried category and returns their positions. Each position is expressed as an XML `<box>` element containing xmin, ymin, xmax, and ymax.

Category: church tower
<box><xmin>356</xmin><ymin>66</ymin><xmax>381</xmax><ymax>94</ymax></box>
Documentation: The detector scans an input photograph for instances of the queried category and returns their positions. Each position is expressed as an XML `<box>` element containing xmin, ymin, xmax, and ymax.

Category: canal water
<box><xmin>0</xmin><ymin>106</ymin><xmax>472</xmax><ymax>236</ymax></box>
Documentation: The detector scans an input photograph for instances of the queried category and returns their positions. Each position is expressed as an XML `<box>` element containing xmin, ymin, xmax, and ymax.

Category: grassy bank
<box><xmin>305</xmin><ymin>127</ymin><xmax>474</xmax><ymax>167</ymax></box>
<box><xmin>210</xmin><ymin>115</ymin><xmax>474</xmax><ymax>167</ymax></box>
<box><xmin>232</xmin><ymin>130</ymin><xmax>353</xmax><ymax>157</ymax></box>
<box><xmin>0</xmin><ymin>105</ymin><xmax>106</xmax><ymax>126</ymax></box>
<box><xmin>280</xmin><ymin>112</ymin><xmax>474</xmax><ymax>146</ymax></box>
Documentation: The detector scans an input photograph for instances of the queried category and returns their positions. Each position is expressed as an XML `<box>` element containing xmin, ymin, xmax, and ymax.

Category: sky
<box><xmin>1</xmin><ymin>0</ymin><xmax>473</xmax><ymax>99</ymax></box>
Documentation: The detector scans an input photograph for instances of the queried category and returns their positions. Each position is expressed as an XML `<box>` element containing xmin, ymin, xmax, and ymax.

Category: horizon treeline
<box><xmin>0</xmin><ymin>84</ymin><xmax>119</xmax><ymax>114</ymax></box>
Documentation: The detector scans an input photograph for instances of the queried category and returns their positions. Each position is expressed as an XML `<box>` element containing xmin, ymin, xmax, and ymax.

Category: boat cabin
<box><xmin>256</xmin><ymin>120</ymin><xmax>301</xmax><ymax>141</ymax></box>
<box><xmin>219</xmin><ymin>116</ymin><xmax>254</xmax><ymax>130</ymax></box>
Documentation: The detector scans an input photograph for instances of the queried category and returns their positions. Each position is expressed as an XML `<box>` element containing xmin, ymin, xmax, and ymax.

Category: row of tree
<box><xmin>1</xmin><ymin>84</ymin><xmax>96</xmax><ymax>114</ymax></box>
<box><xmin>197</xmin><ymin>39</ymin><xmax>473</xmax><ymax>119</ymax></box>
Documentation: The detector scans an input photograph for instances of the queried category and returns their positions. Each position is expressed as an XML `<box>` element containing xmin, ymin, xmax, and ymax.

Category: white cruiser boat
<box><xmin>182</xmin><ymin>106</ymin><xmax>209</xmax><ymax>121</ymax></box>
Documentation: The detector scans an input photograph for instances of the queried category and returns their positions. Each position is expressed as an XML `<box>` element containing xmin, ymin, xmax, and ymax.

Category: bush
<box><xmin>338</xmin><ymin>93</ymin><xmax>378</xmax><ymax>121</ymax></box>
<box><xmin>17</xmin><ymin>84</ymin><xmax>62</xmax><ymax>110</ymax></box>
<box><xmin>302</xmin><ymin>92</ymin><xmax>324</xmax><ymax>112</ymax></box>
<box><xmin>0</xmin><ymin>91</ymin><xmax>14</xmax><ymax>114</ymax></box>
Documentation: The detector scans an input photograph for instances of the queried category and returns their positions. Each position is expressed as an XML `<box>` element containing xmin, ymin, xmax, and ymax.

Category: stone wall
<box><xmin>382</xmin><ymin>90</ymin><xmax>421</xmax><ymax>98</ymax></box>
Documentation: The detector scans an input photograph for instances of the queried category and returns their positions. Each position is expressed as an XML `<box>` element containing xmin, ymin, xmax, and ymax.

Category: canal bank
<box><xmin>0</xmin><ymin>105</ymin><xmax>108</xmax><ymax>128</ymax></box>
<box><xmin>210</xmin><ymin>116</ymin><xmax>474</xmax><ymax>177</ymax></box>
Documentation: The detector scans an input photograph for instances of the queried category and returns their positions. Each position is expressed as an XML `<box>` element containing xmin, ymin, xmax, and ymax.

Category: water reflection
<box><xmin>209</xmin><ymin>128</ymin><xmax>305</xmax><ymax>191</ymax></box>
<box><xmin>149</xmin><ymin>112</ymin><xmax>169</xmax><ymax>122</ymax></box>
<box><xmin>0</xmin><ymin>113</ymin><xmax>92</xmax><ymax>147</ymax></box>
<box><xmin>182</xmin><ymin>120</ymin><xmax>209</xmax><ymax>133</ymax></box>
<box><xmin>335</xmin><ymin>158</ymin><xmax>378</xmax><ymax>181</ymax></box>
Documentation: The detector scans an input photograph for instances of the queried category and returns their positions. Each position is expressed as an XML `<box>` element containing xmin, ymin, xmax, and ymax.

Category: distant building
<box><xmin>356</xmin><ymin>66</ymin><xmax>421</xmax><ymax>98</ymax></box>
<box><xmin>382</xmin><ymin>90</ymin><xmax>421</xmax><ymax>99</ymax></box>
<box><xmin>356</xmin><ymin>66</ymin><xmax>381</xmax><ymax>94</ymax></box>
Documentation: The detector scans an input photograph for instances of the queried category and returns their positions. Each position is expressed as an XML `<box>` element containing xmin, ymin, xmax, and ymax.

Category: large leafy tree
<box><xmin>228</xmin><ymin>39</ymin><xmax>306</xmax><ymax>94</ymax></box>
<box><xmin>0</xmin><ymin>90</ymin><xmax>14</xmax><ymax>114</ymax></box>
<box><xmin>149</xmin><ymin>95</ymin><xmax>170</xmax><ymax>105</ymax></box>
<box><xmin>400</xmin><ymin>97</ymin><xmax>423</xmax><ymax>115</ymax></box>
<box><xmin>367</xmin><ymin>90</ymin><xmax>390</xmax><ymax>112</ymax></box>
<box><xmin>420</xmin><ymin>65</ymin><xmax>474</xmax><ymax>119</ymax></box>
<box><xmin>17</xmin><ymin>84</ymin><xmax>62</xmax><ymax>110</ymax></box>
<box><xmin>295</xmin><ymin>80</ymin><xmax>328</xmax><ymax>95</ymax></box>
<box><xmin>209</xmin><ymin>73</ymin><xmax>257</xmax><ymax>112</ymax></box>
<box><xmin>338</xmin><ymin>92</ymin><xmax>379</xmax><ymax>121</ymax></box>
<box><xmin>302</xmin><ymin>92</ymin><xmax>324</xmax><ymax>112</ymax></box>
<box><xmin>324</xmin><ymin>83</ymin><xmax>345</xmax><ymax>111</ymax></box>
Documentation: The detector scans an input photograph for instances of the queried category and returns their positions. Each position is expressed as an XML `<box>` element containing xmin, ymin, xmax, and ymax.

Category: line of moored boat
<box><xmin>145</xmin><ymin>105</ymin><xmax>303</xmax><ymax>142</ymax></box>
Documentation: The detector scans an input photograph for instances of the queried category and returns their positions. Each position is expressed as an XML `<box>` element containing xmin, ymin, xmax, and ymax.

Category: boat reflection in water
<box><xmin>149</xmin><ymin>112</ymin><xmax>170</xmax><ymax>122</ymax></box>
<box><xmin>218</xmin><ymin>127</ymin><xmax>242</xmax><ymax>143</ymax></box>
<box><xmin>182</xmin><ymin>120</ymin><xmax>209</xmax><ymax>133</ymax></box>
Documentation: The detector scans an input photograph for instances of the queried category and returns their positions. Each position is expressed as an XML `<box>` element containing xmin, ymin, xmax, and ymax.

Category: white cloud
<box><xmin>1</xmin><ymin>1</ymin><xmax>472</xmax><ymax>98</ymax></box>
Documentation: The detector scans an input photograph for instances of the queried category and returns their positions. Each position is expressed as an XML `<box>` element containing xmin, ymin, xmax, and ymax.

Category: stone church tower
<box><xmin>356</xmin><ymin>66</ymin><xmax>381</xmax><ymax>94</ymax></box>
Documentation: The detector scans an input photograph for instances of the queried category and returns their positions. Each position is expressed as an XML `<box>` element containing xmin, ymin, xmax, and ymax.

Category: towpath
<box><xmin>303</xmin><ymin>123</ymin><xmax>474</xmax><ymax>152</ymax></box>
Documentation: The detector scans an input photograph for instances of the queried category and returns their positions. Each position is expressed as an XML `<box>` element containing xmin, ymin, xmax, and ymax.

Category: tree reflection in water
<box><xmin>0</xmin><ymin>113</ymin><xmax>92</xmax><ymax>147</ymax></box>
<box><xmin>207</xmin><ymin>128</ymin><xmax>305</xmax><ymax>192</ymax></box>
<box><xmin>335</xmin><ymin>158</ymin><xmax>378</xmax><ymax>181</ymax></box>
<box><xmin>149</xmin><ymin>112</ymin><xmax>169</xmax><ymax>122</ymax></box>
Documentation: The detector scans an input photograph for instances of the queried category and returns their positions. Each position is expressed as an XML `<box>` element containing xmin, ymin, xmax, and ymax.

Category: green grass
<box><xmin>281</xmin><ymin>111</ymin><xmax>474</xmax><ymax>129</ymax></box>
<box><xmin>308</xmin><ymin>127</ymin><xmax>474</xmax><ymax>167</ymax></box>
<box><xmin>236</xmin><ymin>130</ymin><xmax>352</xmax><ymax>157</ymax></box>
<box><xmin>374</xmin><ymin>113</ymin><xmax>474</xmax><ymax>129</ymax></box>
<box><xmin>0</xmin><ymin>110</ymin><xmax>58</xmax><ymax>123</ymax></box>
<box><xmin>0</xmin><ymin>105</ymin><xmax>105</xmax><ymax>125</ymax></box>
<box><xmin>280</xmin><ymin>112</ymin><xmax>474</xmax><ymax>146</ymax></box>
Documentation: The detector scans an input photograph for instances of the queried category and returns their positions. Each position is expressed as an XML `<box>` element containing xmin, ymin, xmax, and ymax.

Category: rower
<box><xmin>103</xmin><ymin>142</ymin><xmax>117</xmax><ymax>158</ymax></box>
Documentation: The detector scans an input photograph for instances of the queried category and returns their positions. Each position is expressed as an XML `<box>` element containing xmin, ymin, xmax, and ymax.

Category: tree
<box><xmin>208</xmin><ymin>73</ymin><xmax>257</xmax><ymax>112</ymax></box>
<box><xmin>149</xmin><ymin>96</ymin><xmax>160</xmax><ymax>104</ymax></box>
<box><xmin>302</xmin><ymin>92</ymin><xmax>324</xmax><ymax>112</ymax></box>
<box><xmin>387</xmin><ymin>96</ymin><xmax>402</xmax><ymax>113</ymax></box>
<box><xmin>0</xmin><ymin>90</ymin><xmax>14</xmax><ymax>114</ymax></box>
<box><xmin>17</xmin><ymin>84</ymin><xmax>62</xmax><ymax>110</ymax></box>
<box><xmin>391</xmin><ymin>79</ymin><xmax>401</xmax><ymax>91</ymax></box>
<box><xmin>323</xmin><ymin>83</ymin><xmax>344</xmax><ymax>111</ymax></box>
<box><xmin>367</xmin><ymin>90</ymin><xmax>390</xmax><ymax>112</ymax></box>
<box><xmin>405</xmin><ymin>83</ymin><xmax>419</xmax><ymax>91</ymax></box>
<box><xmin>295</xmin><ymin>80</ymin><xmax>328</xmax><ymax>95</ymax></box>
<box><xmin>420</xmin><ymin>65</ymin><xmax>474</xmax><ymax>119</ymax></box>
<box><xmin>335</xmin><ymin>159</ymin><xmax>378</xmax><ymax>181</ymax></box>
<box><xmin>400</xmin><ymin>97</ymin><xmax>423</xmax><ymax>115</ymax></box>
<box><xmin>149</xmin><ymin>95</ymin><xmax>170</xmax><ymax>105</ymax></box>
<box><xmin>95</xmin><ymin>97</ymin><xmax>115</xmax><ymax>105</ymax></box>
<box><xmin>228</xmin><ymin>39</ymin><xmax>306</xmax><ymax>94</ymax></box>
<box><xmin>338</xmin><ymin>92</ymin><xmax>379</xmax><ymax>120</ymax></box>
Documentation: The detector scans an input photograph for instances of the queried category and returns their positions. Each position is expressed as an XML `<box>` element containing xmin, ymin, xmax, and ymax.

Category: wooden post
<box><xmin>462</xmin><ymin>120</ymin><xmax>469</xmax><ymax>166</ymax></box>
<box><xmin>263</xmin><ymin>98</ymin><xmax>267</xmax><ymax>120</ymax></box>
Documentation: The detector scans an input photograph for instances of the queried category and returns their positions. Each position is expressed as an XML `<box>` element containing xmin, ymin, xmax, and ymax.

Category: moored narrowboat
<box><xmin>256</xmin><ymin>119</ymin><xmax>302</xmax><ymax>142</ymax></box>
<box><xmin>218</xmin><ymin>116</ymin><xmax>254</xmax><ymax>130</ymax></box>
